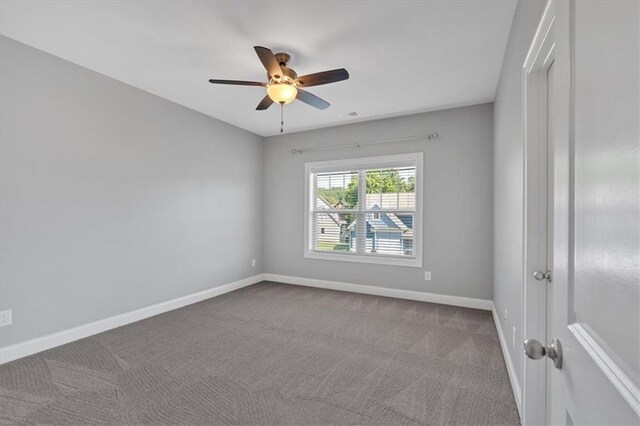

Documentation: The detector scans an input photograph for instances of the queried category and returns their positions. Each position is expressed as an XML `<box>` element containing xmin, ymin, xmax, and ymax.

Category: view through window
<box><xmin>305</xmin><ymin>153</ymin><xmax>422</xmax><ymax>267</ymax></box>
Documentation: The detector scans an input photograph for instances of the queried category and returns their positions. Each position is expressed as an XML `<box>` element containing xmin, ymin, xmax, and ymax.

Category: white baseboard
<box><xmin>0</xmin><ymin>274</ymin><xmax>265</xmax><ymax>364</ymax></box>
<box><xmin>263</xmin><ymin>273</ymin><xmax>492</xmax><ymax>311</ymax></box>
<box><xmin>491</xmin><ymin>303</ymin><xmax>522</xmax><ymax>419</ymax></box>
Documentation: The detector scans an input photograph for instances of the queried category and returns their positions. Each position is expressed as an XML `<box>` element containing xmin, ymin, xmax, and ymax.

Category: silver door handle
<box><xmin>524</xmin><ymin>338</ymin><xmax>563</xmax><ymax>369</ymax></box>
<box><xmin>532</xmin><ymin>270</ymin><xmax>552</xmax><ymax>282</ymax></box>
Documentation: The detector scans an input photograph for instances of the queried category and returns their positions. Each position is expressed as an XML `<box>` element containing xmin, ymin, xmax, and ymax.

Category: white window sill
<box><xmin>304</xmin><ymin>250</ymin><xmax>422</xmax><ymax>268</ymax></box>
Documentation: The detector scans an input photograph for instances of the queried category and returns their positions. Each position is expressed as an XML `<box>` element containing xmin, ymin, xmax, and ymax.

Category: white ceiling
<box><xmin>0</xmin><ymin>1</ymin><xmax>516</xmax><ymax>137</ymax></box>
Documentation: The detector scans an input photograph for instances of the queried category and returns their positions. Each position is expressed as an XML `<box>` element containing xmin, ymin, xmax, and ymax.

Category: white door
<box><xmin>525</xmin><ymin>1</ymin><xmax>640</xmax><ymax>424</ymax></box>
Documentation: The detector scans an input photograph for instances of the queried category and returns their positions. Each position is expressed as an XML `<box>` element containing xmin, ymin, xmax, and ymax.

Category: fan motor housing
<box><xmin>270</xmin><ymin>53</ymin><xmax>297</xmax><ymax>83</ymax></box>
<box><xmin>270</xmin><ymin>68</ymin><xmax>297</xmax><ymax>84</ymax></box>
<box><xmin>281</xmin><ymin>66</ymin><xmax>298</xmax><ymax>82</ymax></box>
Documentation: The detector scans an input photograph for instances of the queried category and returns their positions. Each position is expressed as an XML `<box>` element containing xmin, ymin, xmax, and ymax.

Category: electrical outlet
<box><xmin>251</xmin><ymin>258</ymin><xmax>256</xmax><ymax>267</ymax></box>
<box><xmin>504</xmin><ymin>309</ymin><xmax>508</xmax><ymax>322</ymax></box>
<box><xmin>0</xmin><ymin>309</ymin><xmax>12</xmax><ymax>327</ymax></box>
<box><xmin>424</xmin><ymin>271</ymin><xmax>431</xmax><ymax>281</ymax></box>
<box><xmin>512</xmin><ymin>326</ymin><xmax>517</xmax><ymax>349</ymax></box>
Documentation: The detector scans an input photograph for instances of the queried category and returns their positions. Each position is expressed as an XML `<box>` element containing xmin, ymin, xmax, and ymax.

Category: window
<box><xmin>304</xmin><ymin>153</ymin><xmax>423</xmax><ymax>267</ymax></box>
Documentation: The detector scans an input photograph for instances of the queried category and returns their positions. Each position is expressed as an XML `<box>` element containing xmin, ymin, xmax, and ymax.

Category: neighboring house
<box><xmin>315</xmin><ymin>197</ymin><xmax>349</xmax><ymax>247</ymax></box>
<box><xmin>347</xmin><ymin>193</ymin><xmax>415</xmax><ymax>255</ymax></box>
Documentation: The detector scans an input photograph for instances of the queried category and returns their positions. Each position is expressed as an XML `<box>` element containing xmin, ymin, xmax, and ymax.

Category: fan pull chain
<box><xmin>280</xmin><ymin>103</ymin><xmax>284</xmax><ymax>133</ymax></box>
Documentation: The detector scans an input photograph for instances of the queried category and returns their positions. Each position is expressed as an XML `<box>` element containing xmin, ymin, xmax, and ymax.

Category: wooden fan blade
<box><xmin>295</xmin><ymin>68</ymin><xmax>349</xmax><ymax>87</ymax></box>
<box><xmin>256</xmin><ymin>95</ymin><xmax>274</xmax><ymax>110</ymax></box>
<box><xmin>209</xmin><ymin>79</ymin><xmax>265</xmax><ymax>87</ymax></box>
<box><xmin>254</xmin><ymin>46</ymin><xmax>283</xmax><ymax>78</ymax></box>
<box><xmin>296</xmin><ymin>89</ymin><xmax>330</xmax><ymax>110</ymax></box>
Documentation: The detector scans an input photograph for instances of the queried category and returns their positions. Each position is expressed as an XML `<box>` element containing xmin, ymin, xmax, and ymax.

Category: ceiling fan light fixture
<box><xmin>267</xmin><ymin>83</ymin><xmax>298</xmax><ymax>104</ymax></box>
<box><xmin>209</xmin><ymin>46</ymin><xmax>349</xmax><ymax>131</ymax></box>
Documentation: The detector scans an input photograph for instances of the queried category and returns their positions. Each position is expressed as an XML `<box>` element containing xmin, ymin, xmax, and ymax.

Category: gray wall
<box><xmin>492</xmin><ymin>0</ymin><xmax>546</xmax><ymax>386</ymax></box>
<box><xmin>263</xmin><ymin>103</ymin><xmax>494</xmax><ymax>300</ymax></box>
<box><xmin>0</xmin><ymin>36</ymin><xmax>263</xmax><ymax>347</ymax></box>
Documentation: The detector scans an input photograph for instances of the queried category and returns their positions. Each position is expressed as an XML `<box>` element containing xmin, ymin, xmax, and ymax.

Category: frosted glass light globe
<box><xmin>267</xmin><ymin>83</ymin><xmax>298</xmax><ymax>104</ymax></box>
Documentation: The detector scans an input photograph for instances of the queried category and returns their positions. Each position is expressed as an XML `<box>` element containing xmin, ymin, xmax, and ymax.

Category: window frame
<box><xmin>304</xmin><ymin>152</ymin><xmax>423</xmax><ymax>268</ymax></box>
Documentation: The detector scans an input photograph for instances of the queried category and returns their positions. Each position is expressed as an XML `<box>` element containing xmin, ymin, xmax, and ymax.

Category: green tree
<box><xmin>317</xmin><ymin>170</ymin><xmax>414</xmax><ymax>210</ymax></box>
<box><xmin>316</xmin><ymin>187</ymin><xmax>348</xmax><ymax>206</ymax></box>
<box><xmin>405</xmin><ymin>176</ymin><xmax>416</xmax><ymax>192</ymax></box>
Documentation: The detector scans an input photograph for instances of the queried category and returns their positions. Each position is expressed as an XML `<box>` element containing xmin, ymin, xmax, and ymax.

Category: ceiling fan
<box><xmin>209</xmin><ymin>46</ymin><xmax>349</xmax><ymax>132</ymax></box>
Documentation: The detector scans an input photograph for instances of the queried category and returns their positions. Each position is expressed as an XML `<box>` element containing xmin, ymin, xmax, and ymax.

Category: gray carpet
<box><xmin>0</xmin><ymin>281</ymin><xmax>520</xmax><ymax>425</ymax></box>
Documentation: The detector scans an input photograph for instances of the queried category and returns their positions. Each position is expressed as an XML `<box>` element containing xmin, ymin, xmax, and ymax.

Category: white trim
<box><xmin>0</xmin><ymin>274</ymin><xmax>265</xmax><ymax>364</ymax></box>
<box><xmin>568</xmin><ymin>324</ymin><xmax>640</xmax><ymax>417</ymax></box>
<box><xmin>492</xmin><ymin>304</ymin><xmax>523</xmax><ymax>420</ymax></box>
<box><xmin>521</xmin><ymin>1</ymin><xmax>557</xmax><ymax>424</ymax></box>
<box><xmin>304</xmin><ymin>250</ymin><xmax>421</xmax><ymax>268</ymax></box>
<box><xmin>523</xmin><ymin>2</ymin><xmax>557</xmax><ymax>73</ymax></box>
<box><xmin>304</xmin><ymin>152</ymin><xmax>423</xmax><ymax>268</ymax></box>
<box><xmin>263</xmin><ymin>273</ymin><xmax>491</xmax><ymax>310</ymax></box>
<box><xmin>304</xmin><ymin>152</ymin><xmax>424</xmax><ymax>174</ymax></box>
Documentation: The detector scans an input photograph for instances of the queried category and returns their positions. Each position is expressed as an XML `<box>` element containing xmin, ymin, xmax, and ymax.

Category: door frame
<box><xmin>522</xmin><ymin>1</ymin><xmax>557</xmax><ymax>424</ymax></box>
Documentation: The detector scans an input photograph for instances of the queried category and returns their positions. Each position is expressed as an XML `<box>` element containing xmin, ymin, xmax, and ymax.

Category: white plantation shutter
<box><xmin>311</xmin><ymin>170</ymin><xmax>358</xmax><ymax>253</ymax></box>
<box><xmin>305</xmin><ymin>153</ymin><xmax>423</xmax><ymax>267</ymax></box>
